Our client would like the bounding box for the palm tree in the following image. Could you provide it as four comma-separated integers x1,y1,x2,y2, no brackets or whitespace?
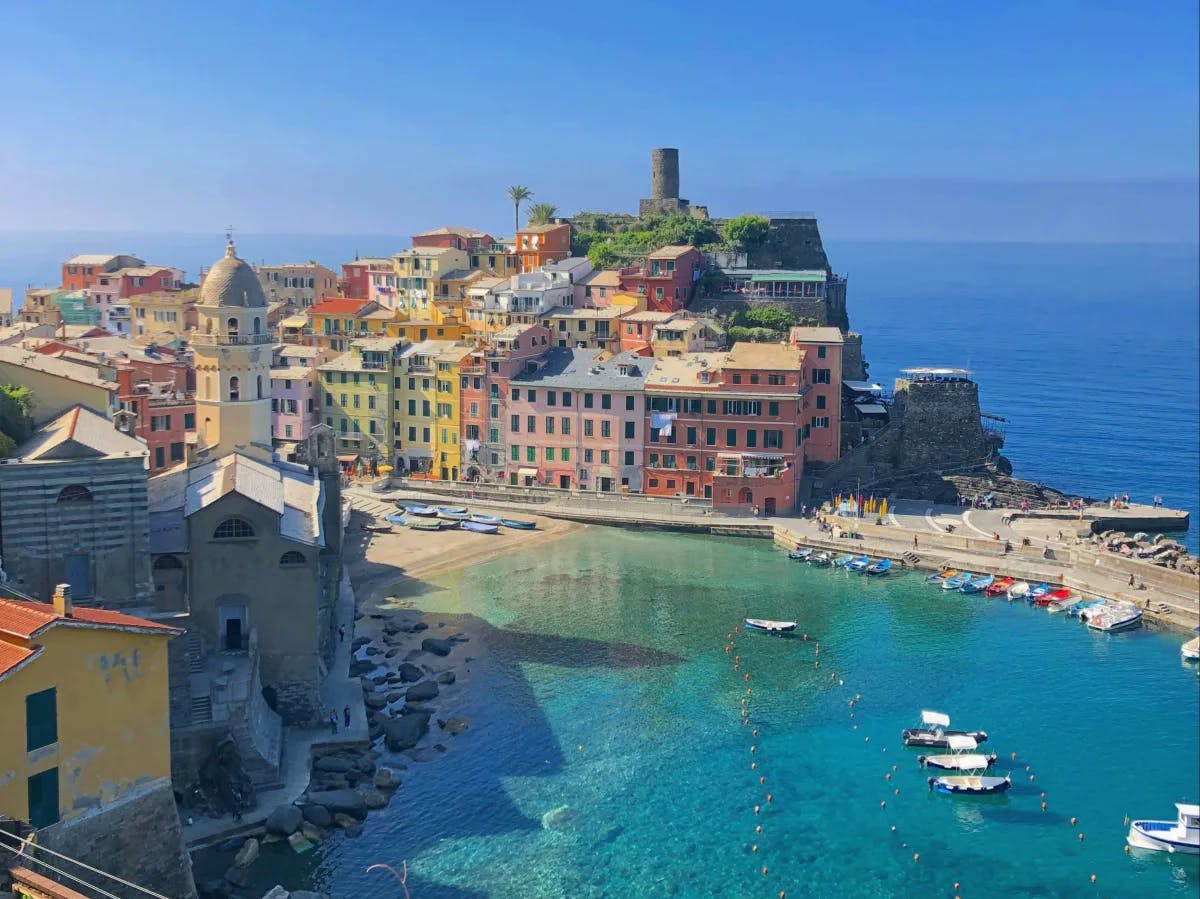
507,185,532,233
527,202,558,225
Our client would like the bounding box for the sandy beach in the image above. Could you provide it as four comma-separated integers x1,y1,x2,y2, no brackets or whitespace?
345,504,582,608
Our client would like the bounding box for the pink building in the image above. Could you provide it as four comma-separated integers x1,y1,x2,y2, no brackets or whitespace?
619,245,703,313
504,348,648,491
271,345,333,457
789,326,844,464
341,257,394,301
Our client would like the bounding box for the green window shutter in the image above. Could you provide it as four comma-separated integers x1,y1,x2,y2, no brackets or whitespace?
26,688,57,752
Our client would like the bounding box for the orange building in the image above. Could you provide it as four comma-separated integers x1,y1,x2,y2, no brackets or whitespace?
515,223,571,272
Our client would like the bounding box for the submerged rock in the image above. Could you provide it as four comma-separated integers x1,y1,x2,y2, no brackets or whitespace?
436,670,456,685
541,805,578,831
421,637,453,656
442,716,470,735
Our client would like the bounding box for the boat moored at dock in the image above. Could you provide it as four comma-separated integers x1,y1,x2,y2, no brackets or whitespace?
1126,803,1199,854
984,576,1013,597
961,574,995,594
1006,581,1030,601
832,554,855,568
1183,634,1200,662
1085,602,1144,633
942,572,973,590
866,558,892,576
926,568,959,585
788,547,813,561
846,556,870,572
808,552,832,566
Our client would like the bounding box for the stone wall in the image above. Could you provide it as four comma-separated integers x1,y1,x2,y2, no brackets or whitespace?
842,333,865,381
892,379,989,470
36,779,197,899
744,218,831,271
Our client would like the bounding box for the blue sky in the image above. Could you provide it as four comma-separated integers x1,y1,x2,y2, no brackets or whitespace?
2,1,1197,242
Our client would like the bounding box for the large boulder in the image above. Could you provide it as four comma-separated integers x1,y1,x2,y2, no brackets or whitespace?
313,755,353,773
304,789,368,819
265,804,303,836
374,767,402,789
421,637,454,656
301,804,332,828
260,887,289,899
359,788,389,810
436,670,456,685
233,837,259,868
397,663,424,683
384,713,429,751
406,680,439,703
363,693,388,710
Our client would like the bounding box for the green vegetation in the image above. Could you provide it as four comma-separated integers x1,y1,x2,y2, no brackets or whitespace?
726,306,813,343
0,384,34,458
570,212,722,269
723,214,770,251
527,203,558,225
506,185,533,234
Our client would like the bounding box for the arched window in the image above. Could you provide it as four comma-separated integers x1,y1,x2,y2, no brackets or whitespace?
279,551,306,566
57,485,93,502
213,518,255,540
253,317,262,335
256,375,263,399
227,316,239,336
229,376,240,401
153,555,183,570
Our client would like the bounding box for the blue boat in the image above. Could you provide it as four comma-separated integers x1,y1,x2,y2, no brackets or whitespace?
469,513,502,524
961,574,995,594
404,504,437,517
460,520,499,534
1027,583,1051,603
866,558,892,576
929,774,1012,795
437,506,471,521
846,556,870,572
832,554,855,568
789,547,813,561
384,513,407,526
942,572,973,591
500,518,537,530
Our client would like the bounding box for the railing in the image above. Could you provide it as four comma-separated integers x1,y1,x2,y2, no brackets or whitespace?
192,332,274,346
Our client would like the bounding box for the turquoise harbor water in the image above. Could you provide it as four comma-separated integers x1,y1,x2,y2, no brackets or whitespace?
218,528,1199,898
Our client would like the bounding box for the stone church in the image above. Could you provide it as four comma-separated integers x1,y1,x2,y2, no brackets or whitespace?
148,242,343,725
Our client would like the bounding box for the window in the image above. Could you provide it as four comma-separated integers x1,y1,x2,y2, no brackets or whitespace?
731,374,742,384
279,551,306,566
527,415,536,432
563,392,573,407
765,430,784,449
686,426,697,445
545,446,554,461
662,454,676,469
624,451,634,465
528,390,537,403
584,393,594,408
229,376,240,401
817,345,827,359
649,453,659,468
811,416,830,428
600,450,610,464
527,446,536,462
706,400,717,414
353,395,360,409
150,414,171,432
649,478,659,488
562,418,571,436
488,427,499,443
184,412,195,429
813,368,832,384
511,388,519,401
723,400,762,416
56,485,92,503
601,394,611,410
213,518,255,539
27,768,59,829
750,374,760,385
26,688,57,751
816,395,827,410
705,427,716,446
584,419,594,437
368,395,376,410
726,429,738,447
511,446,519,461
408,400,417,415
625,395,635,411
768,401,779,417
562,448,570,462
768,374,787,386
170,442,185,461
746,430,757,448
547,390,557,406
544,416,555,435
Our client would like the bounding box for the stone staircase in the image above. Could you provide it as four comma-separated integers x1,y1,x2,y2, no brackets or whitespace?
185,631,212,725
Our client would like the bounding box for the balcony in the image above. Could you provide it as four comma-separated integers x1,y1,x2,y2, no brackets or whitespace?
192,332,275,346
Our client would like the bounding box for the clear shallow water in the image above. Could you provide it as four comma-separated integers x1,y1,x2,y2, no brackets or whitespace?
212,528,1199,898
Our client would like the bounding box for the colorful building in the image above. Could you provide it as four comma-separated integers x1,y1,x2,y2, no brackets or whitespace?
256,262,338,309
271,345,332,458
307,297,390,352
789,325,844,464
411,226,495,252
0,345,119,424
575,269,622,307
60,254,145,292
433,344,472,481
390,247,471,319
618,310,676,355
129,289,198,342
618,245,702,313
538,306,624,351
384,318,471,344
341,257,394,301
505,349,648,491
642,343,807,512
515,223,571,272
112,353,194,472
318,337,404,472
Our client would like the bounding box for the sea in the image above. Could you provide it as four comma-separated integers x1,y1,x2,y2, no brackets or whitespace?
3,235,1197,896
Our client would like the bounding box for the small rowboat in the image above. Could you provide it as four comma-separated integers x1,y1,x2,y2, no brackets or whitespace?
1032,586,1064,607
808,552,832,567
1006,581,1030,601
744,618,797,634
1027,583,1051,604
942,572,973,591
460,520,499,534
500,518,537,530
984,576,1013,597
866,558,892,576
788,547,813,561
384,513,407,526
832,555,855,568
846,556,870,572
1047,592,1077,614
404,504,437,517
928,774,1011,795
1067,598,1104,618
469,513,502,524
362,524,393,534
926,568,959,585
406,518,444,531
437,506,471,521
961,574,994,594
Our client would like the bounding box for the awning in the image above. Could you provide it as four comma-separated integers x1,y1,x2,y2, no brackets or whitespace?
281,315,308,328
855,403,888,415
843,380,883,393
750,271,825,283
336,454,358,463
517,467,539,478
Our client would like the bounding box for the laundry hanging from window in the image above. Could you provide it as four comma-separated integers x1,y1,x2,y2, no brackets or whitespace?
650,411,677,437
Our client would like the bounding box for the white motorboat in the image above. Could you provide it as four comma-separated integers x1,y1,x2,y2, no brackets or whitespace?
1006,581,1030,601
1086,603,1144,633
1127,803,1199,854
901,710,988,748
929,774,1011,795
1182,635,1199,662
918,735,997,771
744,618,796,634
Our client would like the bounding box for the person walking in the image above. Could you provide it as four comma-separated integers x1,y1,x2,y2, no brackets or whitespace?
329,710,339,735
343,705,351,729
338,624,346,643
913,535,918,549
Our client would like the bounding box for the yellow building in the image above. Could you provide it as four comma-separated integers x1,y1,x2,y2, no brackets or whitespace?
317,336,404,470
433,344,471,481
307,297,392,353
0,345,118,424
391,247,471,322
384,318,472,343
538,307,625,352
0,587,180,829
394,339,457,478
129,289,198,343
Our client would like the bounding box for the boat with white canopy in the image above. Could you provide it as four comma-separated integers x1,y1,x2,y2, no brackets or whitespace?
902,710,989,748
917,735,998,771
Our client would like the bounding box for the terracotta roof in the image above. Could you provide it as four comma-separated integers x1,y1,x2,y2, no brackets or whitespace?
309,297,370,316
647,244,697,259
0,597,182,640
0,641,43,681
413,226,489,238
725,342,804,371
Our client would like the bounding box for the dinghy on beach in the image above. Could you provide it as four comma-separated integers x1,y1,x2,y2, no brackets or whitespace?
461,519,499,534
500,518,537,530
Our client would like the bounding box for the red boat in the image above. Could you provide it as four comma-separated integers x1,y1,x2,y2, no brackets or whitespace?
984,576,1014,597
1034,588,1071,607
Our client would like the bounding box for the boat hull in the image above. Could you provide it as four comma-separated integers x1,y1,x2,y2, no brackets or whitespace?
919,753,997,771
461,521,499,534
930,775,1011,795
866,560,892,576
744,618,796,634
1127,822,1200,854
903,728,989,748
500,519,537,530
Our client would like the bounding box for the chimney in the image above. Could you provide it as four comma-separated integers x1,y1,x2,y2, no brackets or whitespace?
52,583,73,617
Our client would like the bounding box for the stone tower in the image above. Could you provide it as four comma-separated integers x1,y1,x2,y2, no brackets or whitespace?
192,242,274,461
651,147,680,200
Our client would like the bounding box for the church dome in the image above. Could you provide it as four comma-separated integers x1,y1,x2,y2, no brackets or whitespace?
200,242,266,308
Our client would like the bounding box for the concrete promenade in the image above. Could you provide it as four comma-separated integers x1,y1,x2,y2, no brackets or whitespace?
352,481,1198,632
